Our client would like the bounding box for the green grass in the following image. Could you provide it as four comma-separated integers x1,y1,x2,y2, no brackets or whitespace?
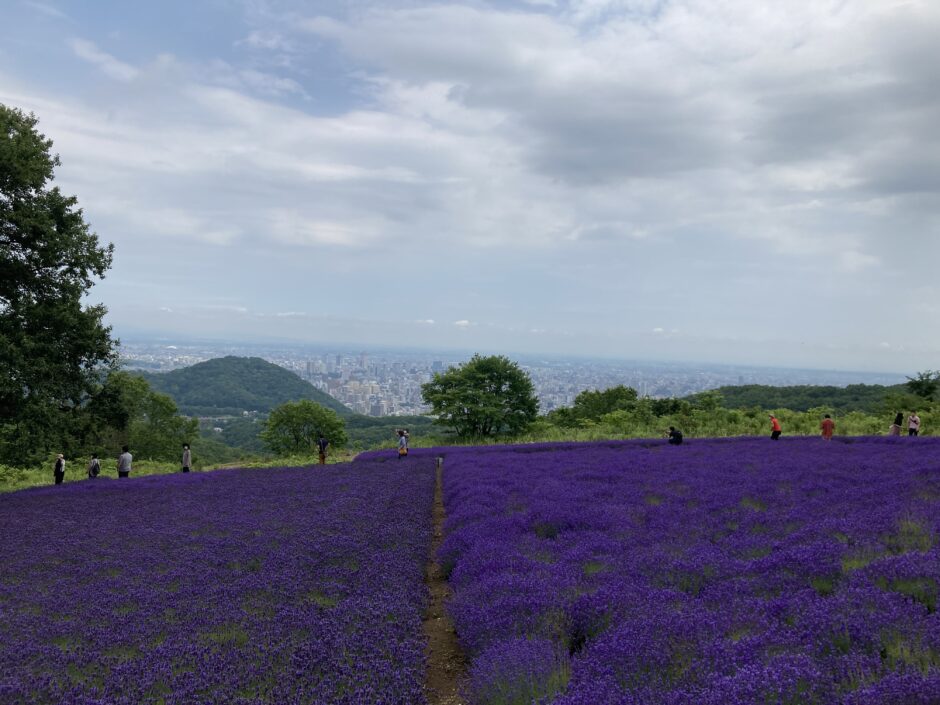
883,519,934,555
0,450,359,493
880,632,940,673
877,577,938,614
739,496,767,512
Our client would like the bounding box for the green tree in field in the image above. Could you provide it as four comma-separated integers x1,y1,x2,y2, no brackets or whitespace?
260,399,348,455
572,385,639,420
86,372,197,460
0,104,116,464
421,354,539,437
906,370,940,401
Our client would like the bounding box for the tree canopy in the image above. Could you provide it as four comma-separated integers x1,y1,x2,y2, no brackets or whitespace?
260,400,348,455
906,370,940,401
421,354,539,437
87,372,198,461
0,104,116,464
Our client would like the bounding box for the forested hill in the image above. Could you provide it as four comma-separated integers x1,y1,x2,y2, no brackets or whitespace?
687,383,906,413
139,356,353,417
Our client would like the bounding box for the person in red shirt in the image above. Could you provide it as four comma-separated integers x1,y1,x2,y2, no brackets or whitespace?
820,414,835,441
769,415,782,440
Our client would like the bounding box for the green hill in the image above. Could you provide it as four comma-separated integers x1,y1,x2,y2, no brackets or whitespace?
137,356,437,451
139,356,353,417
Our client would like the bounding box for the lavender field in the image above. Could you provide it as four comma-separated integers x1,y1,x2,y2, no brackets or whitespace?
0,459,434,704
3,439,939,705
440,437,940,705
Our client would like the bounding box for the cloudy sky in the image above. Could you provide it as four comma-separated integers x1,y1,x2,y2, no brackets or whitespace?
2,0,938,372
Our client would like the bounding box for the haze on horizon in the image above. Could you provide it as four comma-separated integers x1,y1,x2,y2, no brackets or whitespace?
2,0,938,375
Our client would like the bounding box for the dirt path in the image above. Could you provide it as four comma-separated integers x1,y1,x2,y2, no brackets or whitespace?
424,461,467,705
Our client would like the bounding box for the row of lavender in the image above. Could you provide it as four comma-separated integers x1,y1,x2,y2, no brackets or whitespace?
439,437,940,704
0,457,435,704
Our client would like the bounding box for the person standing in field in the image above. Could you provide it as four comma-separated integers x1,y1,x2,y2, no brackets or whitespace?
118,445,132,478
769,415,782,440
889,413,903,436
820,415,835,441
53,454,65,485
908,411,921,437
316,434,329,465
397,429,409,459
181,444,192,473
86,453,101,479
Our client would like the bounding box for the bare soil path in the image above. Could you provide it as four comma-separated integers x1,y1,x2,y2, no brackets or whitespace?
424,461,467,704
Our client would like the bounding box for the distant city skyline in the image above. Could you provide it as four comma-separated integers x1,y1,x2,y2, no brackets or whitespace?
119,334,909,383
3,1,938,372
119,337,907,418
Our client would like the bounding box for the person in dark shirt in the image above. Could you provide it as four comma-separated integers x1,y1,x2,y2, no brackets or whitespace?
87,453,101,479
316,434,329,465
666,427,683,445
53,454,65,485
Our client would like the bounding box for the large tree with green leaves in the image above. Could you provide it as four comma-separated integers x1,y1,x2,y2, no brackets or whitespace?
260,399,348,455
906,370,940,401
86,372,198,461
421,354,539,437
0,104,116,464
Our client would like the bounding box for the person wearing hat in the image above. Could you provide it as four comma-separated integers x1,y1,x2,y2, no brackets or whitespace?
53,454,65,485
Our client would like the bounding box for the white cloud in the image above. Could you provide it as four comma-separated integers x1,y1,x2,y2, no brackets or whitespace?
25,2,68,20
839,250,880,272
3,0,938,368
237,30,293,52
69,38,139,81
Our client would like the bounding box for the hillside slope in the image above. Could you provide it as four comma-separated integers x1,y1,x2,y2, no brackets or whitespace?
139,356,353,417
687,383,906,413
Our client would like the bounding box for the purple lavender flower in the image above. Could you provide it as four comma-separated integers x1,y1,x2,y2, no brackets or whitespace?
0,460,435,704
438,437,940,704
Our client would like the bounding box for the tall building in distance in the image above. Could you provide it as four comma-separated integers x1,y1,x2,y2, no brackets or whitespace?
117,341,906,418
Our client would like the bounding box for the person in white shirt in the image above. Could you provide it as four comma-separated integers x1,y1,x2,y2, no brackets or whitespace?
908,412,921,437
397,429,409,459
117,446,132,478
181,444,192,473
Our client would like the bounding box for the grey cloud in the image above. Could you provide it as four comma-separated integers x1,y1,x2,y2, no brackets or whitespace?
4,0,940,369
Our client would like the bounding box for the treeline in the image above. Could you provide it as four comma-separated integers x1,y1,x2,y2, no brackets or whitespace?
685,383,906,413
417,359,939,443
